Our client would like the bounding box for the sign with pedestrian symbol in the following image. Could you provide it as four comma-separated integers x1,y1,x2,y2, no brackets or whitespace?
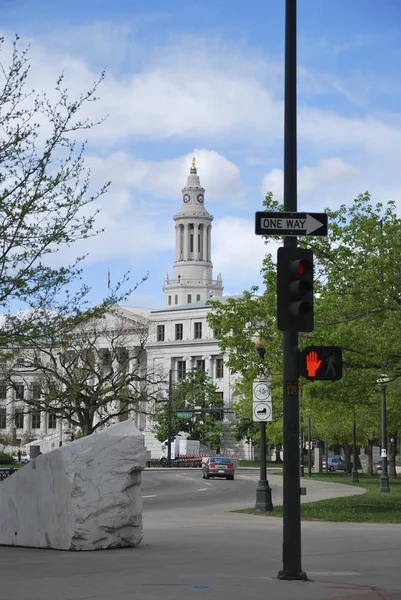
299,346,343,381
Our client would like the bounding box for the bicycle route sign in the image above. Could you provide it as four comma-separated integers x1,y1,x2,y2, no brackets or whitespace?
253,380,272,422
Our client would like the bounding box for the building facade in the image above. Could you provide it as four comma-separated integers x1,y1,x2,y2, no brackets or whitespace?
0,160,250,459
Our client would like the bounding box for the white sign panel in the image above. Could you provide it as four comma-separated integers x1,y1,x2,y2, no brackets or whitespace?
253,381,272,402
253,401,272,422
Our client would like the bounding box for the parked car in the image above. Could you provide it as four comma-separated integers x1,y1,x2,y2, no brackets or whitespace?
322,456,346,472
202,457,235,480
12,451,30,464
376,459,401,474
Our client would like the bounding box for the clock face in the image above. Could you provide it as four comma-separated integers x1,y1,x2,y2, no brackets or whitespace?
197,193,204,203
183,194,190,203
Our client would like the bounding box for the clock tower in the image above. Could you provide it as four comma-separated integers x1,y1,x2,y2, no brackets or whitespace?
163,159,223,307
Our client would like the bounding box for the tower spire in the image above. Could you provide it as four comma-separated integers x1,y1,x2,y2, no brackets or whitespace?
190,156,197,174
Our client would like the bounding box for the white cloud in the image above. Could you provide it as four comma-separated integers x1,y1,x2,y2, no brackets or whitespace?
262,158,358,201
212,217,278,286
86,149,242,200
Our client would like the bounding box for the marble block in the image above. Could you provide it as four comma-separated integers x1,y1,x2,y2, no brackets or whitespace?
0,420,146,550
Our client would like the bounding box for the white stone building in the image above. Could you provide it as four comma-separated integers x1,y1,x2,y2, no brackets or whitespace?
0,160,249,459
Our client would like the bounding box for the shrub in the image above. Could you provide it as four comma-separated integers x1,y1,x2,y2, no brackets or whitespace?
0,451,15,465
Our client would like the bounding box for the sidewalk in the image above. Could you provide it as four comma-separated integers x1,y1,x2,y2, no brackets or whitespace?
0,478,400,600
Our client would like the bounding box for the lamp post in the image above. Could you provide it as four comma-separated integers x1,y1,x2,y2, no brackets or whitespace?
351,418,359,484
377,374,390,493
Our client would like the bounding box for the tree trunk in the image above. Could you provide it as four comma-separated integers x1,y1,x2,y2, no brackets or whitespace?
364,440,374,476
342,443,352,475
388,434,398,479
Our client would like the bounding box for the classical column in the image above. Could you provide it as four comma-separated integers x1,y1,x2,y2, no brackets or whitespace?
202,224,208,262
183,224,189,260
207,225,212,262
185,356,193,373
6,386,15,433
204,356,213,380
175,225,180,261
23,410,32,434
40,410,48,436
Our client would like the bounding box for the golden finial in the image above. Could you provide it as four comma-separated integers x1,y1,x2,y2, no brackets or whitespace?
191,157,196,170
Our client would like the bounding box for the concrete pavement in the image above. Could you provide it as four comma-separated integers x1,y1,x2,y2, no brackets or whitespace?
0,473,400,600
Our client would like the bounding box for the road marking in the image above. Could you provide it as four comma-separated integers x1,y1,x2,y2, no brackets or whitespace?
196,488,209,492
205,482,212,486
142,495,157,499
309,572,361,577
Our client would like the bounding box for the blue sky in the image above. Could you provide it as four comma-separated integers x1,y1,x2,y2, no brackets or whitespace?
3,0,401,309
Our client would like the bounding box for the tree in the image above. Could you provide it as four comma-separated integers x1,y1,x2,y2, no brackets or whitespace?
0,35,131,346
153,370,225,450
2,310,165,436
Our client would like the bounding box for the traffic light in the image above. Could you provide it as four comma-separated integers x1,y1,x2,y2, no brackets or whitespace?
299,346,343,381
277,247,314,332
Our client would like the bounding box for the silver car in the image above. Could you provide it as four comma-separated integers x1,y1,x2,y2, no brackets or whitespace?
202,457,235,480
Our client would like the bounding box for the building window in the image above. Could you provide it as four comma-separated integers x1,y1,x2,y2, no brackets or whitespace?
32,411,41,429
175,295,178,305
48,413,57,429
15,409,24,429
175,324,183,340
196,294,201,301
177,360,186,380
196,359,205,371
194,322,202,339
168,295,171,305
31,383,41,400
15,384,24,400
198,234,201,253
213,328,222,338
187,294,192,304
157,325,165,341
0,383,6,400
0,407,6,429
216,358,224,379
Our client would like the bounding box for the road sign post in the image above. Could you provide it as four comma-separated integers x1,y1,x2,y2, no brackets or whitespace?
253,377,273,512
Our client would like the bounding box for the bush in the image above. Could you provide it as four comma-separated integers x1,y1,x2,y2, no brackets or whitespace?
0,451,15,465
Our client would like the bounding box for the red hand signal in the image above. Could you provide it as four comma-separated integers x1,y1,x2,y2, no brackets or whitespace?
306,351,322,377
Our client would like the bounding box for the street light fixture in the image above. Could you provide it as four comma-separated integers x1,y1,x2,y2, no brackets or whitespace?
377,374,390,493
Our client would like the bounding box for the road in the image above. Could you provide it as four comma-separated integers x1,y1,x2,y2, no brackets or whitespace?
140,468,366,515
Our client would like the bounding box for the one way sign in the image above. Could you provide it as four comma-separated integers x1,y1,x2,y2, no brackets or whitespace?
255,211,328,237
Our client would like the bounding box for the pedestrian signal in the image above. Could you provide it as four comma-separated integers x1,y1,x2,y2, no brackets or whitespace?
300,346,342,381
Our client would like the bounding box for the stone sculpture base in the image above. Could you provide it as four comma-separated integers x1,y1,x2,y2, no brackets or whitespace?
0,421,146,550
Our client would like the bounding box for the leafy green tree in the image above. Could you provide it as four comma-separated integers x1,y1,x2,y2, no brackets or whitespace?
153,370,225,450
0,35,133,345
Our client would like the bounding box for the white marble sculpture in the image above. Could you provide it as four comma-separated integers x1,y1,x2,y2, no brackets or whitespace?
0,420,146,550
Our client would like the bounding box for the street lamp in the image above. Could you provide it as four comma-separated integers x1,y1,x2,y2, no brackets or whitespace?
377,374,390,493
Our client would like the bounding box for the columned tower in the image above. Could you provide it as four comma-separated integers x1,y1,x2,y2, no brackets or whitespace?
163,158,223,307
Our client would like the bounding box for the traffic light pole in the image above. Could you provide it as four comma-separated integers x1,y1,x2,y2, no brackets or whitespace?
278,0,307,581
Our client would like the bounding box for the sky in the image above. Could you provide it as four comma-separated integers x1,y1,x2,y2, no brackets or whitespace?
2,0,401,310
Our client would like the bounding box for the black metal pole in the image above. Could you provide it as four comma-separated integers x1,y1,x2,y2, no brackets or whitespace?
300,418,304,477
379,383,390,492
167,369,173,468
307,417,312,478
325,440,329,473
255,422,273,511
351,419,359,483
278,0,306,581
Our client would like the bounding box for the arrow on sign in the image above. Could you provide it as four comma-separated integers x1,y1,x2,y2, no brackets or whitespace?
255,211,328,237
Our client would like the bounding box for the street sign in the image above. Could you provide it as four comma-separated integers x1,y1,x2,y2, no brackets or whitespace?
176,410,193,418
253,381,272,402
253,401,272,422
299,346,343,381
255,211,328,237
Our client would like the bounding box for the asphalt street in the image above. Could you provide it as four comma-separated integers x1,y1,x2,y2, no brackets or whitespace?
1,468,401,600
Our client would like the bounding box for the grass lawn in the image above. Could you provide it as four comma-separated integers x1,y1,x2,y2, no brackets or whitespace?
234,473,401,523
0,463,24,468
239,460,282,468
